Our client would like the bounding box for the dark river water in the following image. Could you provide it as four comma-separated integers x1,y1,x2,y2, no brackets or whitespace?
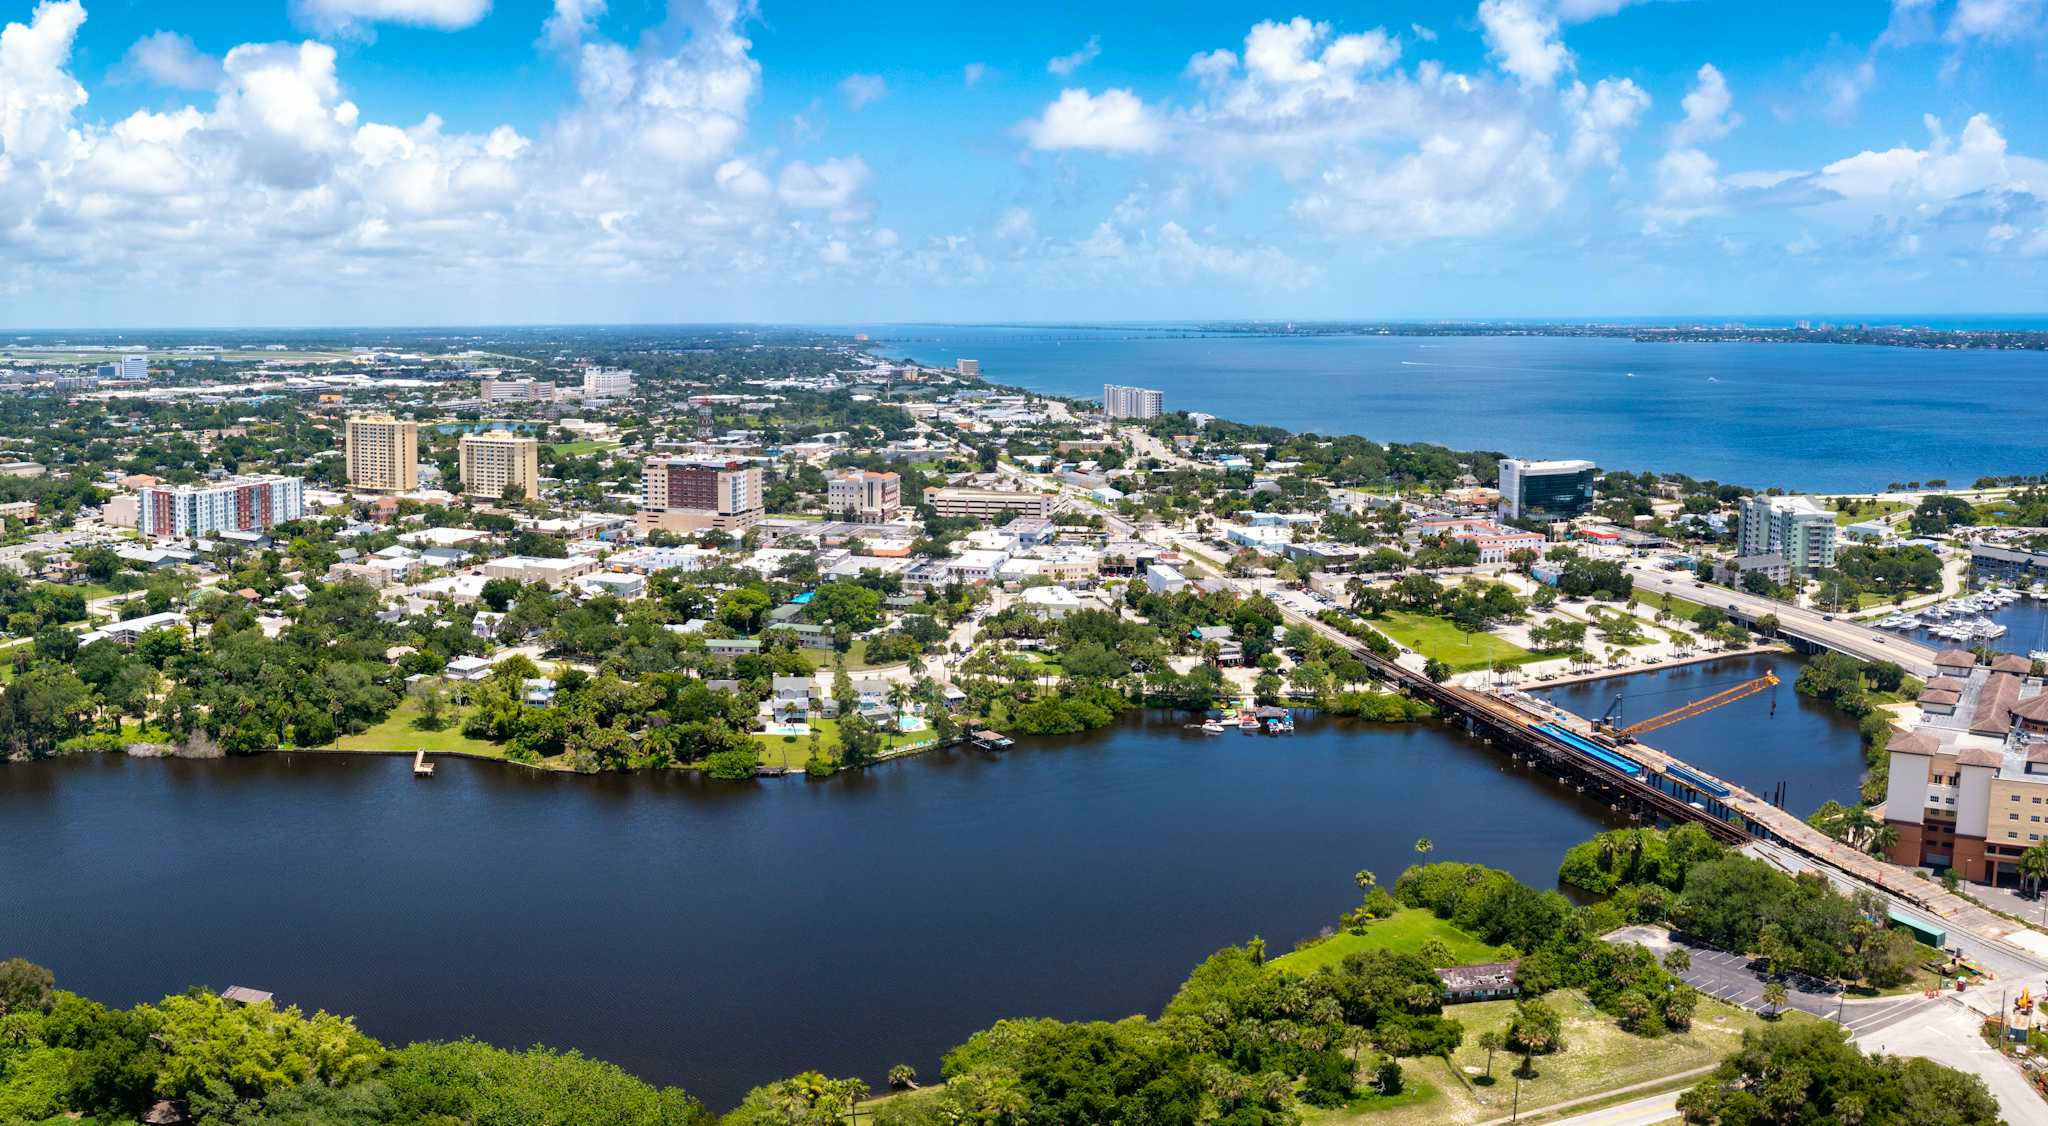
0,657,1863,1108
1534,652,1867,815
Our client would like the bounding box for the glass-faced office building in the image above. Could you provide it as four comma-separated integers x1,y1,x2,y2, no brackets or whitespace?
1499,458,1596,521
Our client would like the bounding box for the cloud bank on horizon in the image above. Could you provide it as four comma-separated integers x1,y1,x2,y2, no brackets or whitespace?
1,0,2046,325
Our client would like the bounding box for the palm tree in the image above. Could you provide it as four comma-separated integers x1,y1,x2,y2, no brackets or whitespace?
1414,837,1434,856
1353,869,1377,893
1842,806,1879,849
1809,800,1849,841
1761,980,1789,1018
2021,843,2048,899
1867,824,1899,859
1476,1030,1504,1080
1663,947,1693,975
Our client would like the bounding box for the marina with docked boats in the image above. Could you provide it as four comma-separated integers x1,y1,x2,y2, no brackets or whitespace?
1875,585,2048,657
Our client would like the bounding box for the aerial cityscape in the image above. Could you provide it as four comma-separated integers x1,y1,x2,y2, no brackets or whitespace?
4,2,2048,1126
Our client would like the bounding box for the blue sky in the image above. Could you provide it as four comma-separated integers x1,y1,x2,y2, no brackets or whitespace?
3,0,2047,327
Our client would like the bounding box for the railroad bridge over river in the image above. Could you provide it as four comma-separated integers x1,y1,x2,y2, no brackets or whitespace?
1279,604,2016,944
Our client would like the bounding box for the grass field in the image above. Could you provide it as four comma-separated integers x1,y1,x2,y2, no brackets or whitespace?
787,638,910,671
34,580,122,603
323,700,508,758
1273,910,1507,975
1582,609,1665,647
548,440,619,457
1830,500,1907,526
1370,611,1539,673
1306,990,1794,1126
751,716,935,770
1640,590,1715,623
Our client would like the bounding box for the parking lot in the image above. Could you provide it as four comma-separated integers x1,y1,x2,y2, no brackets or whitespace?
1607,924,1938,1036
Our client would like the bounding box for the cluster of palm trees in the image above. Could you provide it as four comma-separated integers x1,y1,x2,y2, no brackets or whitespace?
1809,801,1900,858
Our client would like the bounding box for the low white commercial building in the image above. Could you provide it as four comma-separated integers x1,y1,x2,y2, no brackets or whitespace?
947,549,1009,583
482,555,595,586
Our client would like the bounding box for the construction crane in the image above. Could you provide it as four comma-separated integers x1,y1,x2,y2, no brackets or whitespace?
1597,672,1780,742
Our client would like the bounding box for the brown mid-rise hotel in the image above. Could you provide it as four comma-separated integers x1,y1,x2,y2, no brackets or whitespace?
638,457,764,534
1883,647,2048,884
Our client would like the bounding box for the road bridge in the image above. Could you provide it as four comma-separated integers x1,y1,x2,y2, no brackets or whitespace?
1277,601,2048,969
1625,563,1938,677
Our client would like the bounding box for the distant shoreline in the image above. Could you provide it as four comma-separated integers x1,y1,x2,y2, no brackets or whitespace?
867,321,2048,351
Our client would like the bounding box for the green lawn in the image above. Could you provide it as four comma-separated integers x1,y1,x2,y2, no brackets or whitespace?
1370,611,1539,673
786,638,911,671
1306,990,1795,1126
1273,910,1507,975
1641,590,1713,623
1583,610,1664,647
751,715,935,770
547,440,619,457
116,719,176,743
1830,499,1907,526
323,700,508,758
35,580,121,602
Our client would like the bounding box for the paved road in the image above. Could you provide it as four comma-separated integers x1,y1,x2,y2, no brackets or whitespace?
1623,562,1936,676
1540,1089,1685,1126
1858,1001,2048,1125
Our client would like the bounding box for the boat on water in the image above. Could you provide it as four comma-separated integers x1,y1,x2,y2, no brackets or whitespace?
1238,712,1261,730
1196,720,1227,734
1264,716,1294,734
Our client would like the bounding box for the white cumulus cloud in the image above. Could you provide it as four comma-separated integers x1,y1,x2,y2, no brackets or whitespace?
118,31,223,90
1022,88,1163,153
0,0,899,318
1479,0,1572,87
1564,76,1649,167
1671,63,1738,148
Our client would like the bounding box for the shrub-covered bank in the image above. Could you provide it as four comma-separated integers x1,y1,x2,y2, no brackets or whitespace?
0,824,1997,1125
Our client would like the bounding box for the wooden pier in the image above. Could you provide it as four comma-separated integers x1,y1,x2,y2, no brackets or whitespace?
412,750,435,777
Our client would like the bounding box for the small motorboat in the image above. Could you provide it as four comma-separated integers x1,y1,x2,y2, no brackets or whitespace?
1196,720,1227,734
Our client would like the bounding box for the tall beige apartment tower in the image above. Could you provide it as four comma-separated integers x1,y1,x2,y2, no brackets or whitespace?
344,415,418,492
459,429,542,500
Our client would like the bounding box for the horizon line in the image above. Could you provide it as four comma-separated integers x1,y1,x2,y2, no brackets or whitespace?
4,314,2046,336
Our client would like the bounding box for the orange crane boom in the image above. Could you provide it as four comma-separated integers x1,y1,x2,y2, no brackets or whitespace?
1610,672,1780,740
